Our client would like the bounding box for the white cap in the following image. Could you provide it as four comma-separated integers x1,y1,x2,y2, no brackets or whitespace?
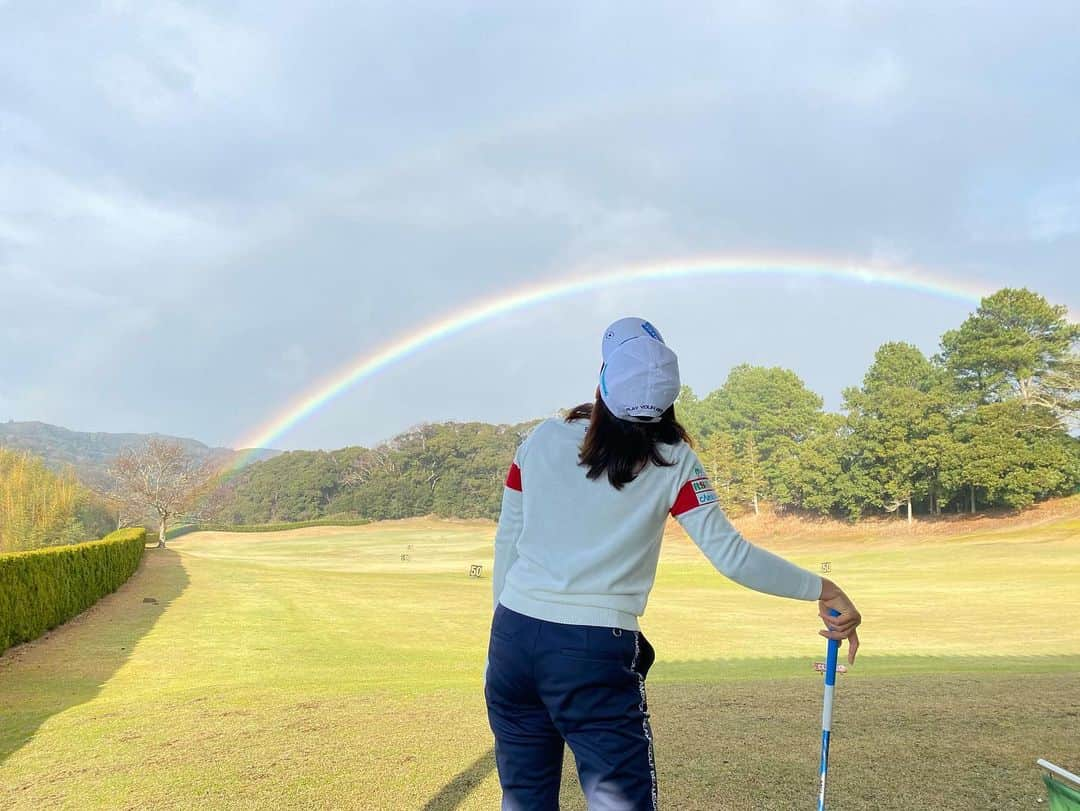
599,334,681,423
602,317,665,361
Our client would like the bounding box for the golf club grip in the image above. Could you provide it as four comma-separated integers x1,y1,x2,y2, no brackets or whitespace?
824,608,841,686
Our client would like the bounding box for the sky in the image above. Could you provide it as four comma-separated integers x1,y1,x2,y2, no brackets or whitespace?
1,1,1077,451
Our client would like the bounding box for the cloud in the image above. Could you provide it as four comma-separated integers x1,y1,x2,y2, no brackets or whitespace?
267,344,312,386
1027,180,1080,242
95,0,269,117
0,0,1076,447
807,49,909,106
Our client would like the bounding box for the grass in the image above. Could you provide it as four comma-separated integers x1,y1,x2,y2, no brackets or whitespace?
1,507,1078,809
166,517,372,540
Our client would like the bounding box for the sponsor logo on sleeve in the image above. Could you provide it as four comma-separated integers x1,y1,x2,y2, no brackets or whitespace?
671,475,717,516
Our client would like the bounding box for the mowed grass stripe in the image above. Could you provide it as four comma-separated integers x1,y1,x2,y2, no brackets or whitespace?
1,514,1077,809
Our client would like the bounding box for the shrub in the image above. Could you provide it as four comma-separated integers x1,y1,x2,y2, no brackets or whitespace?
0,527,146,654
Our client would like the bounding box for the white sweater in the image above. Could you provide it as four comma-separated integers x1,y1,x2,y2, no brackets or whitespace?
494,418,822,631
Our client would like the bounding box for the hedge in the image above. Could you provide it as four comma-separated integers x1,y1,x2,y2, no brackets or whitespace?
167,517,371,539
0,527,147,654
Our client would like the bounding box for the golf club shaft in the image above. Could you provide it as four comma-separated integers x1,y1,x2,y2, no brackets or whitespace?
817,608,841,811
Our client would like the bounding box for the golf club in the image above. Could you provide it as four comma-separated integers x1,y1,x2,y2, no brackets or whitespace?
818,607,841,811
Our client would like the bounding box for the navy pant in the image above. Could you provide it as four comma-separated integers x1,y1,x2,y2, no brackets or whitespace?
485,604,657,810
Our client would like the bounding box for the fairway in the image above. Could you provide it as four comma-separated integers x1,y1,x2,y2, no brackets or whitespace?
2,512,1078,809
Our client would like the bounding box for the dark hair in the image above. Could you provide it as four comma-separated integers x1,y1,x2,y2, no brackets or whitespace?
565,396,692,490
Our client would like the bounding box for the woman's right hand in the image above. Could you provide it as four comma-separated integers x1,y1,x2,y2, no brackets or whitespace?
818,578,861,664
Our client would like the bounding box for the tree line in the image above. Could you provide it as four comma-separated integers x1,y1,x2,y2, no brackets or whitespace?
680,287,1078,519
200,287,1076,527
205,421,532,526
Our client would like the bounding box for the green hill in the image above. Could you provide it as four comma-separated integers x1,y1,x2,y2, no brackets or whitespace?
208,420,540,525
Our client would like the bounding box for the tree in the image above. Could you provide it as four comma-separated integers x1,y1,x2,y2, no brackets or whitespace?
705,365,827,512
698,430,739,511
736,432,767,516
773,413,861,518
674,385,707,442
710,365,824,447
844,343,960,523
939,289,1079,509
955,401,1080,511
110,439,214,547
0,449,88,552
939,288,1079,425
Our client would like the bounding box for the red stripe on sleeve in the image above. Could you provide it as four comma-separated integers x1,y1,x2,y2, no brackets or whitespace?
505,462,522,492
670,480,700,516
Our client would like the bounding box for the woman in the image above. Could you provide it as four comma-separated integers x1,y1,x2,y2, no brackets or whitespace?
485,317,861,811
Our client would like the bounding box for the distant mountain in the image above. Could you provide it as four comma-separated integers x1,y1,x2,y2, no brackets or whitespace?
0,421,280,490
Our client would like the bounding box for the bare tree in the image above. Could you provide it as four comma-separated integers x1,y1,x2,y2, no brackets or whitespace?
339,446,397,488
109,439,214,548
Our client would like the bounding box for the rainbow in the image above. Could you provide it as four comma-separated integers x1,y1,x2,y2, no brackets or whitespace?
228,255,1001,468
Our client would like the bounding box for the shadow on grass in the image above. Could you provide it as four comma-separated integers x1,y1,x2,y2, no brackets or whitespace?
421,747,497,811
0,547,189,766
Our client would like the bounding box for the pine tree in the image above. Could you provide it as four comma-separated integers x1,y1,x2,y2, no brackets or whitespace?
844,343,961,523
940,288,1079,509
940,287,1079,424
